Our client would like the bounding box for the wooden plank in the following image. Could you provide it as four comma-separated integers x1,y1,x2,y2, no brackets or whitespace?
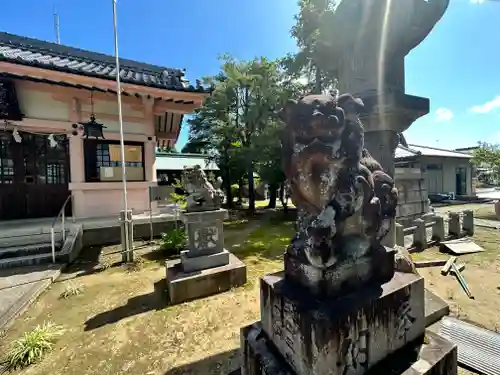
441,256,457,276
450,263,465,274
451,262,474,299
414,259,448,268
441,238,485,255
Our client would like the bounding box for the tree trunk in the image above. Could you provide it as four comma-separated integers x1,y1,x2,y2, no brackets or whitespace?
222,146,233,209
223,168,233,209
267,183,277,209
279,184,288,214
238,179,244,204
247,162,256,214
314,67,322,94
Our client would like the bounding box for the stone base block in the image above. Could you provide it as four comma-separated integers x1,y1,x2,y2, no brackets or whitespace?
180,249,230,273
284,246,395,298
260,271,425,375
239,322,457,375
424,289,450,327
166,253,246,304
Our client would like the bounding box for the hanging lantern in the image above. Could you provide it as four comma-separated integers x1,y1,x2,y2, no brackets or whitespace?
72,91,106,139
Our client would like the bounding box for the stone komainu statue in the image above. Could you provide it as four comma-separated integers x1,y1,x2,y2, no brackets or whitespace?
181,165,224,212
279,92,399,270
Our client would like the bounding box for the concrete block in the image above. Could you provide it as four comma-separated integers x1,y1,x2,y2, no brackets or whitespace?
448,213,460,237
462,210,474,236
165,253,246,304
413,219,427,250
424,289,450,327
432,216,445,242
180,249,230,273
259,271,425,375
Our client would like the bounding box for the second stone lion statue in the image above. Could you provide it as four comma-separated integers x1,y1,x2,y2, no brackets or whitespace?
182,165,224,212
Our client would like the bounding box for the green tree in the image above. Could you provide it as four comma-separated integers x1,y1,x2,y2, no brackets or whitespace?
188,55,292,213
181,139,210,154
157,146,178,153
281,0,338,94
472,142,500,182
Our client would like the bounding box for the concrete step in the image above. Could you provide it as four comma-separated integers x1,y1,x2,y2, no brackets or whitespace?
0,232,65,248
0,253,61,270
0,242,63,260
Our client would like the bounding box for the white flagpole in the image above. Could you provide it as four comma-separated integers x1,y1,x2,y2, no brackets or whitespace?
112,0,130,255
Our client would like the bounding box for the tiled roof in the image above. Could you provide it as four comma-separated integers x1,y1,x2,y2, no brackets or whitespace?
395,144,472,160
155,153,219,171
0,32,210,93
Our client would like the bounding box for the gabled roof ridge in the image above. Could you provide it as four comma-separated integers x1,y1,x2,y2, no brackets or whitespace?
0,31,210,93
397,143,421,156
407,143,469,155
0,31,182,75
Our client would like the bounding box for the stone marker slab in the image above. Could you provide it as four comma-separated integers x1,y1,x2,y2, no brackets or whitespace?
166,253,246,305
240,323,457,375
182,209,228,257
260,271,425,375
180,248,230,273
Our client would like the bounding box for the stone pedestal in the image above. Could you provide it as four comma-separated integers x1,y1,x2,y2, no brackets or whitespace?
240,323,457,375
166,253,247,304
237,271,457,375
165,209,247,304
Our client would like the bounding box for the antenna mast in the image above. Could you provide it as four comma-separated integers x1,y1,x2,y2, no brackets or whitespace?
53,7,60,44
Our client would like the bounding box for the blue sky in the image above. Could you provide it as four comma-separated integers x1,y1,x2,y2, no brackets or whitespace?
2,0,499,150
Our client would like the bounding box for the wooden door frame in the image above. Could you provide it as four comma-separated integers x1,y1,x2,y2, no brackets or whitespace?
0,130,71,220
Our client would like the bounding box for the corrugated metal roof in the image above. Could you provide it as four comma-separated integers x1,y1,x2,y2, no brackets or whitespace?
394,146,419,159
408,144,471,159
156,153,219,171
395,144,472,160
438,316,500,375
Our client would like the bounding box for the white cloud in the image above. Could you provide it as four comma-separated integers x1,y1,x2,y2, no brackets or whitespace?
435,107,453,122
470,0,485,4
470,96,500,114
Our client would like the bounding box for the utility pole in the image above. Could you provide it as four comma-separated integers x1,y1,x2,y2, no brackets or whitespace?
112,0,133,262
53,7,60,44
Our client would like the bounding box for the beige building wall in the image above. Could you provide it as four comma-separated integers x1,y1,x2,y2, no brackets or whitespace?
421,156,473,196
12,80,157,219
395,167,429,227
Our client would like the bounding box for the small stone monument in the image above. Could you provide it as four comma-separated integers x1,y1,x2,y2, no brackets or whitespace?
165,165,246,304
234,92,457,375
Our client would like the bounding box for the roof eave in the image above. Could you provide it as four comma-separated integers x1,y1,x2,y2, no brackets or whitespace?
0,56,212,94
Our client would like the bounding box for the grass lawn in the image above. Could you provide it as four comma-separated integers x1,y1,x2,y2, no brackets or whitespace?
412,225,500,332
0,215,294,375
1,211,498,375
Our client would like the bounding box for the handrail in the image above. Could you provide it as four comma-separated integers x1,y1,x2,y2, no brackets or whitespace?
50,194,73,263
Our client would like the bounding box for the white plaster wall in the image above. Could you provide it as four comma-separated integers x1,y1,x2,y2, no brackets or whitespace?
16,87,69,121
14,82,158,219
421,156,472,195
